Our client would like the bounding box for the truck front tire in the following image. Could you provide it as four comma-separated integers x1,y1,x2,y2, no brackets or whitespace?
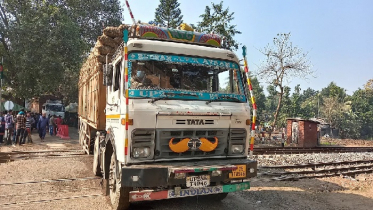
109,152,130,210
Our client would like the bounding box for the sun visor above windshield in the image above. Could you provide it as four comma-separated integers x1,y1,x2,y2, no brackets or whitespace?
128,52,239,70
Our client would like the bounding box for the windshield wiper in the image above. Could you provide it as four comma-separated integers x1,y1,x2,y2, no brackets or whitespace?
151,93,199,103
206,96,242,105
164,92,199,97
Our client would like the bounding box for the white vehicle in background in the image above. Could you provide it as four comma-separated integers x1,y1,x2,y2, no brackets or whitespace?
42,100,65,118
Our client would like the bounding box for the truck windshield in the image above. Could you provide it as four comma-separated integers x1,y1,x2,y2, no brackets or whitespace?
130,61,242,94
46,104,64,112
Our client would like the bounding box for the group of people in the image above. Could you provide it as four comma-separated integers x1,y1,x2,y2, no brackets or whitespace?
0,109,63,146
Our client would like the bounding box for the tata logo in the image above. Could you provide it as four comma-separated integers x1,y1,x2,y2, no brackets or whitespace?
187,119,205,125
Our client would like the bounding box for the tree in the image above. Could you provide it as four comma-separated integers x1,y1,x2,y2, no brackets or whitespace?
257,33,313,129
364,78,373,91
350,81,373,139
250,76,266,117
276,86,291,128
320,82,346,102
300,87,319,119
64,0,123,46
0,0,122,104
154,0,183,28
321,97,343,129
198,1,241,50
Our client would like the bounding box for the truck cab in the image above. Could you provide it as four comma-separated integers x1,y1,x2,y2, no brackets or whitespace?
42,100,65,119
85,25,257,210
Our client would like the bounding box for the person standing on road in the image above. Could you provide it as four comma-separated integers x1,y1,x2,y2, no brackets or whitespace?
15,111,26,145
24,112,35,143
55,115,62,135
5,110,14,145
37,113,49,141
33,113,39,133
49,115,56,136
0,111,6,144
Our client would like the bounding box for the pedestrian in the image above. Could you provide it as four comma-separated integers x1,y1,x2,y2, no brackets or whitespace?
55,115,62,134
37,113,49,141
49,115,56,136
33,113,39,132
0,111,6,144
24,112,35,143
5,110,14,145
15,111,26,145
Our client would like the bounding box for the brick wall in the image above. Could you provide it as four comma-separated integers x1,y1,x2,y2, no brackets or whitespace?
286,119,318,147
286,119,292,144
298,121,305,146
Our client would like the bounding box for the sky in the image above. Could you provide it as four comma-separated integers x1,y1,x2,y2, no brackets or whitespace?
119,0,373,95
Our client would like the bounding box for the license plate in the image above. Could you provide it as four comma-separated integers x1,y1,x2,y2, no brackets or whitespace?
186,175,210,188
229,165,247,178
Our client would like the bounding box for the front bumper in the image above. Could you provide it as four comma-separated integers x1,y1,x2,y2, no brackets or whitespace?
129,182,250,202
121,158,257,188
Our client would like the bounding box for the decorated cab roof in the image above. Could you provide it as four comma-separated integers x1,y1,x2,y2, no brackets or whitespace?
134,25,222,48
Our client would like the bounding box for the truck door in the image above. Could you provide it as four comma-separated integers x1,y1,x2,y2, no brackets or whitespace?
107,59,122,114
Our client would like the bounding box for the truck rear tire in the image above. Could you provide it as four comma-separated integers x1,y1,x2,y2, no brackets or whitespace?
92,136,101,176
109,152,130,210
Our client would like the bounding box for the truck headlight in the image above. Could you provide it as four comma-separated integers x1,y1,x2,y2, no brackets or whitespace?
133,147,151,158
231,145,244,154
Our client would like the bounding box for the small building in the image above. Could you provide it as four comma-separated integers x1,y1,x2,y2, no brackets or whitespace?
286,118,320,147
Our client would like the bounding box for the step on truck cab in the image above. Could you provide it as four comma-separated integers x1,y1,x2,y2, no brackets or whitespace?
78,24,257,210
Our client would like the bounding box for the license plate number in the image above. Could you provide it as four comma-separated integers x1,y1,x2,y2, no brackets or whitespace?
229,165,247,178
186,175,210,188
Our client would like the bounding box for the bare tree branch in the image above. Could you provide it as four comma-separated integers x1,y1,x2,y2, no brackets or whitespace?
257,33,314,129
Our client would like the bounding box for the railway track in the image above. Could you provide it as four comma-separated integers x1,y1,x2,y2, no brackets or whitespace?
259,159,373,181
0,176,100,186
0,149,87,163
0,176,102,208
253,146,373,155
0,194,102,208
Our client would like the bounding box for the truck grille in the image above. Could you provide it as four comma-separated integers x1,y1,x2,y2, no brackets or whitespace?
155,129,228,159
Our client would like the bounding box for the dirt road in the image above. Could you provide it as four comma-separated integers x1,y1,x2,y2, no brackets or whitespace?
1,129,372,210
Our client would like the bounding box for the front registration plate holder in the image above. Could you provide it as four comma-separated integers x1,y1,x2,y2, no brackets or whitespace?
229,165,247,178
186,175,210,188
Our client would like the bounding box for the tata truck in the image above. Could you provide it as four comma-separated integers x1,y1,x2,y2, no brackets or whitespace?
78,24,257,210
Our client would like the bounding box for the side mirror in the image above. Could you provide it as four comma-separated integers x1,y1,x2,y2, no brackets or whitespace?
103,64,113,86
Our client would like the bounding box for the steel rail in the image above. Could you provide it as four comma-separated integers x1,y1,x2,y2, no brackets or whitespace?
0,194,102,208
0,187,100,198
0,177,100,186
262,164,373,176
260,159,373,169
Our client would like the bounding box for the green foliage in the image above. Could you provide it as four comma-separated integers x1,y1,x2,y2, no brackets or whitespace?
350,85,373,139
258,79,371,139
320,82,346,102
250,76,266,117
0,0,122,104
64,0,123,46
154,0,183,28
197,1,241,50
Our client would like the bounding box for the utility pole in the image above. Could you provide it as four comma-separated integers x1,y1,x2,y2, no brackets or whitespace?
317,93,320,118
